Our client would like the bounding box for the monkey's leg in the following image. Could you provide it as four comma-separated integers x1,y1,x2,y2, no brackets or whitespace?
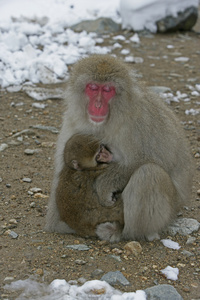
122,163,178,241
45,178,75,234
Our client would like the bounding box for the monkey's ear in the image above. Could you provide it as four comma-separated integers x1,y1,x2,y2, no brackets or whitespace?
71,160,81,170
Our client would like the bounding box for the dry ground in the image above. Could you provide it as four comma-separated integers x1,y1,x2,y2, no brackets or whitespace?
0,15,200,300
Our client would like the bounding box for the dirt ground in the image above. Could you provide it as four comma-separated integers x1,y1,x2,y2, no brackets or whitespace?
0,15,200,300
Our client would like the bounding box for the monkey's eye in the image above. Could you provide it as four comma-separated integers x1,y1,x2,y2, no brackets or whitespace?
88,84,99,91
103,85,111,92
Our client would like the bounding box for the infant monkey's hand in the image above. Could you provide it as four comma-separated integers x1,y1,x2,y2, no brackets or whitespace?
98,191,121,207
96,144,113,163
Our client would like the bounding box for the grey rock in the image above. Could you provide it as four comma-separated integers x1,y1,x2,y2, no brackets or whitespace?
0,143,8,152
167,218,200,236
71,17,121,34
4,276,15,282
66,244,90,251
91,269,104,277
23,86,64,100
75,259,87,265
6,85,22,93
101,271,130,286
156,6,198,33
24,149,35,155
30,125,59,134
186,236,196,244
30,202,36,208
109,255,122,262
29,187,42,193
23,177,32,183
8,140,22,146
181,250,194,257
6,230,18,239
145,284,183,300
77,277,87,284
149,86,171,94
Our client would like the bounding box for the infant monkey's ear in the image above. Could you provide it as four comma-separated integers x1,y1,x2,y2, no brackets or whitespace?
71,160,81,170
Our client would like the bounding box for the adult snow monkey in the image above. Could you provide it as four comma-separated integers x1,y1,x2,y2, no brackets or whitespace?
45,54,193,242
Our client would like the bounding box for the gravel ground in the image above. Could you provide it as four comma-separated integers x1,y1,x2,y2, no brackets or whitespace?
0,16,200,300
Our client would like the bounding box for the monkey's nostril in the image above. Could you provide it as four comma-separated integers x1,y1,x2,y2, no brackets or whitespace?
95,103,102,108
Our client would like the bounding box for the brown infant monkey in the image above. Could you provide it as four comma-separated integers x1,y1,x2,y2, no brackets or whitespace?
56,134,127,241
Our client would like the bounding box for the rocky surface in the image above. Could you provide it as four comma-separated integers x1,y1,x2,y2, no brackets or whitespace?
0,11,200,300
71,17,121,34
156,6,198,33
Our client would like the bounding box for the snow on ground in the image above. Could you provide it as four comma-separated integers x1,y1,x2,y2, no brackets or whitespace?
160,266,179,281
161,239,181,250
0,0,121,87
0,0,199,87
4,278,147,300
120,0,199,32
0,0,120,25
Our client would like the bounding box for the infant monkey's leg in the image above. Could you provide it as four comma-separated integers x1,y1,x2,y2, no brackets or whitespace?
96,145,113,163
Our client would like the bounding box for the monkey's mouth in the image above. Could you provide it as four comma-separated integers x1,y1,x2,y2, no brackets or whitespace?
89,114,107,123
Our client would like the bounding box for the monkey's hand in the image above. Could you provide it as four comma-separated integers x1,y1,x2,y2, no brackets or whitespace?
97,191,119,207
95,163,132,207
96,144,113,163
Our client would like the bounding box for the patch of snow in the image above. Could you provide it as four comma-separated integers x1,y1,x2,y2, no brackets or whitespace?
185,108,200,115
4,278,147,300
174,57,189,62
161,239,181,250
160,266,179,281
120,0,198,32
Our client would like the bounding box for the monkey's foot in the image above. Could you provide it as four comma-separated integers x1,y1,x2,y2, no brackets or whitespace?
45,220,75,234
96,222,123,243
146,232,160,241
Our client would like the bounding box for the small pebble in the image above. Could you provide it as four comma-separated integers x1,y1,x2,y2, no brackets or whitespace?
6,230,18,239
124,241,142,256
9,219,17,224
33,193,48,199
23,178,32,183
77,277,87,284
0,143,8,152
4,277,14,282
91,269,104,277
36,268,44,276
30,202,36,208
24,149,36,155
66,244,90,251
186,236,196,244
75,259,87,265
29,187,42,193
181,250,194,257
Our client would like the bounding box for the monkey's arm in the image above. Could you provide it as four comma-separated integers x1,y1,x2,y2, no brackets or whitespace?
94,163,132,207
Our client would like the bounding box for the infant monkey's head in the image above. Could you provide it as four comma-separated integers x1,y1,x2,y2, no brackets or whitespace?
64,134,113,171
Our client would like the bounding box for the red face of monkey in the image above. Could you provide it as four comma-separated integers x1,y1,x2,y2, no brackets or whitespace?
85,83,116,123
